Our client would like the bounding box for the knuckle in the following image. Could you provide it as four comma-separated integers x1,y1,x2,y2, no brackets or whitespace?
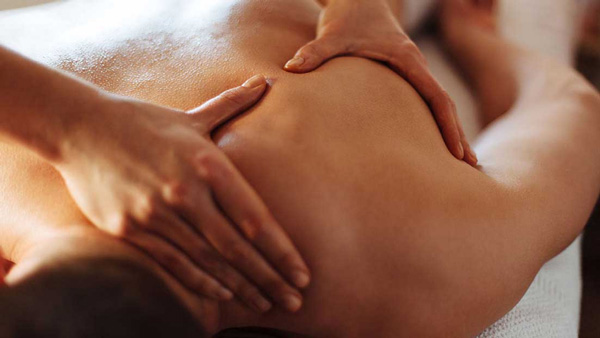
197,248,224,271
136,195,160,224
239,218,264,240
159,251,182,270
196,152,233,183
162,181,189,207
438,88,451,101
449,97,457,112
195,149,220,170
189,275,212,293
110,214,135,237
396,46,422,65
224,243,248,263
301,43,322,58
194,157,216,183
219,89,246,106
401,40,419,54
405,66,418,79
431,92,448,106
238,284,264,302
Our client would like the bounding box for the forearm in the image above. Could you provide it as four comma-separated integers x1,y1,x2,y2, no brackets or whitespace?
0,46,104,161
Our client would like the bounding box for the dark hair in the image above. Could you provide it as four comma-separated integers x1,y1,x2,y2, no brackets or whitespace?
0,257,205,338
215,327,310,338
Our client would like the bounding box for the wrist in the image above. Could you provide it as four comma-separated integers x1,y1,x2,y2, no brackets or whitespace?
324,0,402,21
38,86,110,165
51,89,122,167
0,47,115,166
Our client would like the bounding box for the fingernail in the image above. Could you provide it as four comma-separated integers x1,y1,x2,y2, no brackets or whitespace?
458,143,465,158
283,294,302,312
252,297,272,313
242,75,266,89
471,149,478,162
218,288,234,300
292,270,310,288
284,56,305,69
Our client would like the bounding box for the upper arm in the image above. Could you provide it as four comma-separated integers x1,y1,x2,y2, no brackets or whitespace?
428,76,600,335
474,71,600,261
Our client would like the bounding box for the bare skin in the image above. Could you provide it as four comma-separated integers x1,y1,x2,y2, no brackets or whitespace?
1,0,599,337
284,0,477,165
0,45,310,313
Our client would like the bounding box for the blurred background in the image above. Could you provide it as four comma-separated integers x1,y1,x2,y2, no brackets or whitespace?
0,0,599,336
0,0,54,10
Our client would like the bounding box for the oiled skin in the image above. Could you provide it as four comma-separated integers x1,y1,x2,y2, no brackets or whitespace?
1,0,598,336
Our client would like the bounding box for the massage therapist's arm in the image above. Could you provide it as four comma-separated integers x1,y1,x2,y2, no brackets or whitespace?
287,0,477,166
0,46,310,313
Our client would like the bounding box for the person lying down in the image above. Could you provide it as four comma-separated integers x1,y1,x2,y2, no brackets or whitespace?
0,0,599,337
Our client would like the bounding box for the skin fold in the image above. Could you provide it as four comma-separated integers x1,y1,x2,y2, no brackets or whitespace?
0,0,599,336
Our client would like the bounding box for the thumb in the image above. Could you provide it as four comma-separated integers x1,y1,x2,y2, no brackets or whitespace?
188,75,268,134
284,37,348,73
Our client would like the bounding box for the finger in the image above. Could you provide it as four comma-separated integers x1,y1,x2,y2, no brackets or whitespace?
284,37,348,73
386,52,464,160
125,227,233,301
463,141,478,166
447,98,478,166
181,188,304,313
453,110,478,166
187,75,268,134
197,150,311,290
148,208,274,313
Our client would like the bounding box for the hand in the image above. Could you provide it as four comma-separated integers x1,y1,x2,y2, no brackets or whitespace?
285,0,477,166
55,75,310,313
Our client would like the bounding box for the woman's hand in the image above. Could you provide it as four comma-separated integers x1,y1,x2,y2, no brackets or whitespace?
285,0,477,165
55,76,309,313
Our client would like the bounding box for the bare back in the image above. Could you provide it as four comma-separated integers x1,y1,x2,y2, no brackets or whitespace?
2,0,596,336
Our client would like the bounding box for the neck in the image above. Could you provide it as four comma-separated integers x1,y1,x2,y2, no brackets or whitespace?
0,221,54,266
4,227,126,285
